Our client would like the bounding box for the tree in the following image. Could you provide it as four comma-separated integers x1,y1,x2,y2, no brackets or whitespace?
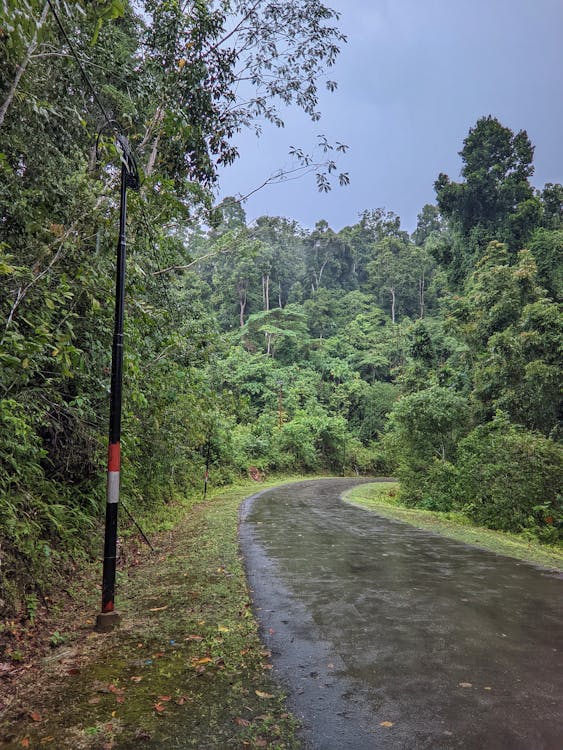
304,220,355,293
241,306,309,359
412,204,444,247
436,116,535,235
253,216,306,308
435,116,540,280
385,385,469,506
341,208,407,285
528,228,563,300
367,237,420,323
538,183,563,229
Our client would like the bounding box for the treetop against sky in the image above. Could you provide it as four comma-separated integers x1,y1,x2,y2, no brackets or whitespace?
219,0,563,233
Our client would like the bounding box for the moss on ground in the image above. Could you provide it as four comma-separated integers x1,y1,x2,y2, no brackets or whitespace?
1,478,305,749
344,482,563,572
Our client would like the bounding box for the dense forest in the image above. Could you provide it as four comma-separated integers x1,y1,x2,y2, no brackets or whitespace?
1,0,561,616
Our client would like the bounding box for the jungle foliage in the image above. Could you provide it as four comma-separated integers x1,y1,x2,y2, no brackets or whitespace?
0,1,561,614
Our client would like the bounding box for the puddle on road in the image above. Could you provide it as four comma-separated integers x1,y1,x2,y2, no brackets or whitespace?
241,478,563,750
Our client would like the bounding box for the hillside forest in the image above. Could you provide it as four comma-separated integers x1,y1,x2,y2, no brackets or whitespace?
1,0,562,615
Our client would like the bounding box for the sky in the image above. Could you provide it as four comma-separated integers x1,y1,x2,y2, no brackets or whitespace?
217,0,563,233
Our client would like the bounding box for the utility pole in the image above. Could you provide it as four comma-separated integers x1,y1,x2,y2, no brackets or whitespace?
96,136,139,632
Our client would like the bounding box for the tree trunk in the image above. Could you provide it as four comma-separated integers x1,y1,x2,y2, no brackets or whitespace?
262,273,270,311
278,282,283,308
238,282,247,327
145,133,161,177
0,1,50,129
142,107,164,177
390,287,396,324
239,294,246,327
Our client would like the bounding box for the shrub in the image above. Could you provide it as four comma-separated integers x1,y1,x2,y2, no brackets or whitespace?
456,413,562,537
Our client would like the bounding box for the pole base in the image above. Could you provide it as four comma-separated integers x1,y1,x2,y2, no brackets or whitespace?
95,611,121,632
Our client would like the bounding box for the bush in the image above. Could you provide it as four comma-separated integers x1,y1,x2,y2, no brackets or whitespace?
384,386,469,506
456,413,562,537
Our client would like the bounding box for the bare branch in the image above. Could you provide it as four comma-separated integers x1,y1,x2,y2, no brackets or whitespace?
0,1,50,129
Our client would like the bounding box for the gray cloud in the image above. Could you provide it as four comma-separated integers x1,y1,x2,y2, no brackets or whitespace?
218,0,563,232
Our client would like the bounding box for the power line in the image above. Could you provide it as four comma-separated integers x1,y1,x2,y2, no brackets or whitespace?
137,201,174,311
45,0,118,133
47,0,175,315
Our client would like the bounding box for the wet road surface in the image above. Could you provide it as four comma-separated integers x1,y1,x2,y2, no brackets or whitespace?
239,479,563,749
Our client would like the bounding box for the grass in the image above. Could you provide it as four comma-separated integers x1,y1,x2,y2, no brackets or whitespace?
1,476,306,750
344,481,563,572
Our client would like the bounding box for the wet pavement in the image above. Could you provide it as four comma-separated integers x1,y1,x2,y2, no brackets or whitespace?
239,479,563,750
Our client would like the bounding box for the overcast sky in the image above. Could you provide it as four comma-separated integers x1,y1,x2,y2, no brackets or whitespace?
217,0,563,233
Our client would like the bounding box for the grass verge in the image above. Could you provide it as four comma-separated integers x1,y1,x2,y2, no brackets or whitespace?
344,481,563,572
0,477,306,749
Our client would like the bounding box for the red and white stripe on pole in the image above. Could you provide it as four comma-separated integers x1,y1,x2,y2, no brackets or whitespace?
107,442,121,504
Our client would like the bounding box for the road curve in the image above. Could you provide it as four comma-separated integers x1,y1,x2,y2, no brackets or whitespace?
239,478,563,750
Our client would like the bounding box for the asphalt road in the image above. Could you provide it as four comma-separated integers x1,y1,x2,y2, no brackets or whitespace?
239,478,563,750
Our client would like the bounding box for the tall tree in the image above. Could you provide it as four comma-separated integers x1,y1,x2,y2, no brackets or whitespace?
434,116,540,280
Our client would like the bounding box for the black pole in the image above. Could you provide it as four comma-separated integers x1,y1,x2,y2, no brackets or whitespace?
96,163,128,631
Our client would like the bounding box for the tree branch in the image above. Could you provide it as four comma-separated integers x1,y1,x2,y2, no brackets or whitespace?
0,1,50,129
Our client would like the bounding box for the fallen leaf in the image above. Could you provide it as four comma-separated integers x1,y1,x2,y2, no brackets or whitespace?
193,657,213,665
379,721,394,728
175,696,189,705
185,635,203,641
130,676,143,683
108,684,125,695
255,690,274,699
484,686,492,691
218,626,230,633
458,682,472,688
255,739,267,747
153,652,165,659
158,695,172,702
29,711,42,722
154,702,166,713
116,696,125,704
149,606,168,612
234,717,251,727
88,697,101,705
40,737,54,744
20,740,30,748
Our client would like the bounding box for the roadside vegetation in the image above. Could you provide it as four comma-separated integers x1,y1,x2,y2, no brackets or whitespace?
344,482,563,571
1,479,304,749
